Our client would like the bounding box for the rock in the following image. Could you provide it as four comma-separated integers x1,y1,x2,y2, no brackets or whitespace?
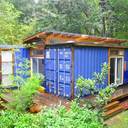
29,102,43,113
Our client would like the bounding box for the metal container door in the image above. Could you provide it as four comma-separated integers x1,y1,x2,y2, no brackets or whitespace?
57,47,72,97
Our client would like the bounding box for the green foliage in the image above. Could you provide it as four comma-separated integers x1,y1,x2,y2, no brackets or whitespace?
37,0,102,34
76,63,116,108
109,0,128,39
11,0,102,35
0,0,35,44
6,74,44,112
96,86,115,106
6,56,44,112
0,101,106,128
77,77,95,97
76,63,109,97
93,63,109,85
12,55,31,87
9,0,128,40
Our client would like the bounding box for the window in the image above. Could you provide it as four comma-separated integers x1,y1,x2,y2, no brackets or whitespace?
110,57,124,85
30,47,44,58
1,51,13,86
31,58,44,75
110,49,124,85
30,49,44,75
31,50,43,56
110,49,124,56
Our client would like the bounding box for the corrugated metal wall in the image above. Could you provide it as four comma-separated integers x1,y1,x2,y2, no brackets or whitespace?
45,46,72,98
14,48,30,76
74,47,108,96
45,46,109,98
124,49,128,84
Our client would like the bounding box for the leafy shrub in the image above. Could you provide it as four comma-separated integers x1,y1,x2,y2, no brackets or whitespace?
76,63,115,105
6,74,44,112
96,86,115,107
12,55,31,87
0,101,106,128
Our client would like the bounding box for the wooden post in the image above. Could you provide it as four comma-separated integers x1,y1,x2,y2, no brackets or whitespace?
108,48,110,85
71,46,74,100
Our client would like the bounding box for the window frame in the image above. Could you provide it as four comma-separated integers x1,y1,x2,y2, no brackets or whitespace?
110,56,124,85
30,57,44,76
30,45,44,58
0,49,14,86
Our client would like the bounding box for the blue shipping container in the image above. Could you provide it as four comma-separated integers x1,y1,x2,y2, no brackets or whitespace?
74,47,108,96
45,46,108,98
124,49,128,84
14,48,30,77
45,47,72,97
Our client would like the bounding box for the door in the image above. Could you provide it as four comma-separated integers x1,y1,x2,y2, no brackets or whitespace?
45,47,72,97
110,57,124,85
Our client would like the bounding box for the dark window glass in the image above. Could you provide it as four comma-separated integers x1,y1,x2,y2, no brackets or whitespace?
31,50,43,56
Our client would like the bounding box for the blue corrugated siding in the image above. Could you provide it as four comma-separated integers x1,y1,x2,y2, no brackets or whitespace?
45,47,57,94
74,47,108,96
14,48,30,76
45,46,72,97
124,49,128,84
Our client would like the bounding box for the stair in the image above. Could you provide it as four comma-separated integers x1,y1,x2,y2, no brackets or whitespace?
103,87,128,119
111,93,128,102
104,105,123,119
104,101,120,111
104,99,126,119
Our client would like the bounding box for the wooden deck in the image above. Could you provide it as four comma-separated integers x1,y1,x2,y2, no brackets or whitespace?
34,92,71,109
111,85,128,101
1,85,128,118
104,85,128,118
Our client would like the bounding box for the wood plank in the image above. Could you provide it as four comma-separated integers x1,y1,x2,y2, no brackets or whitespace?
104,105,123,118
111,93,128,102
104,101,120,111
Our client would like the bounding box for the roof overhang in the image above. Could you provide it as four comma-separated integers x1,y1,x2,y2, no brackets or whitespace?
24,31,128,46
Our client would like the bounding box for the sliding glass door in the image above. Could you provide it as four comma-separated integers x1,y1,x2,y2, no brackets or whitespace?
110,57,124,85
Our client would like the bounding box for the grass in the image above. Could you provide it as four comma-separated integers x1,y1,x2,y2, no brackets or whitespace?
106,110,128,128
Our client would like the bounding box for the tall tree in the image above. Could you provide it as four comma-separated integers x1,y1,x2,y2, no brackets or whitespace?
11,0,102,35
10,0,128,40
36,0,102,35
110,0,128,39
0,0,35,44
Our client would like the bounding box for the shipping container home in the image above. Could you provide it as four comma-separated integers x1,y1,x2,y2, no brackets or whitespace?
24,31,128,99
0,45,29,87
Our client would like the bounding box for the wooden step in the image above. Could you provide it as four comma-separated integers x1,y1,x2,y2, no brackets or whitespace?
104,105,123,118
111,93,128,102
104,101,120,111
120,100,128,110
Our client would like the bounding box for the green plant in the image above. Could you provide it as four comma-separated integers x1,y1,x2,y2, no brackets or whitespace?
6,74,44,112
96,86,115,107
0,101,106,128
93,63,109,86
76,63,116,109
12,54,31,88
76,77,95,98
76,63,109,97
0,0,35,44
